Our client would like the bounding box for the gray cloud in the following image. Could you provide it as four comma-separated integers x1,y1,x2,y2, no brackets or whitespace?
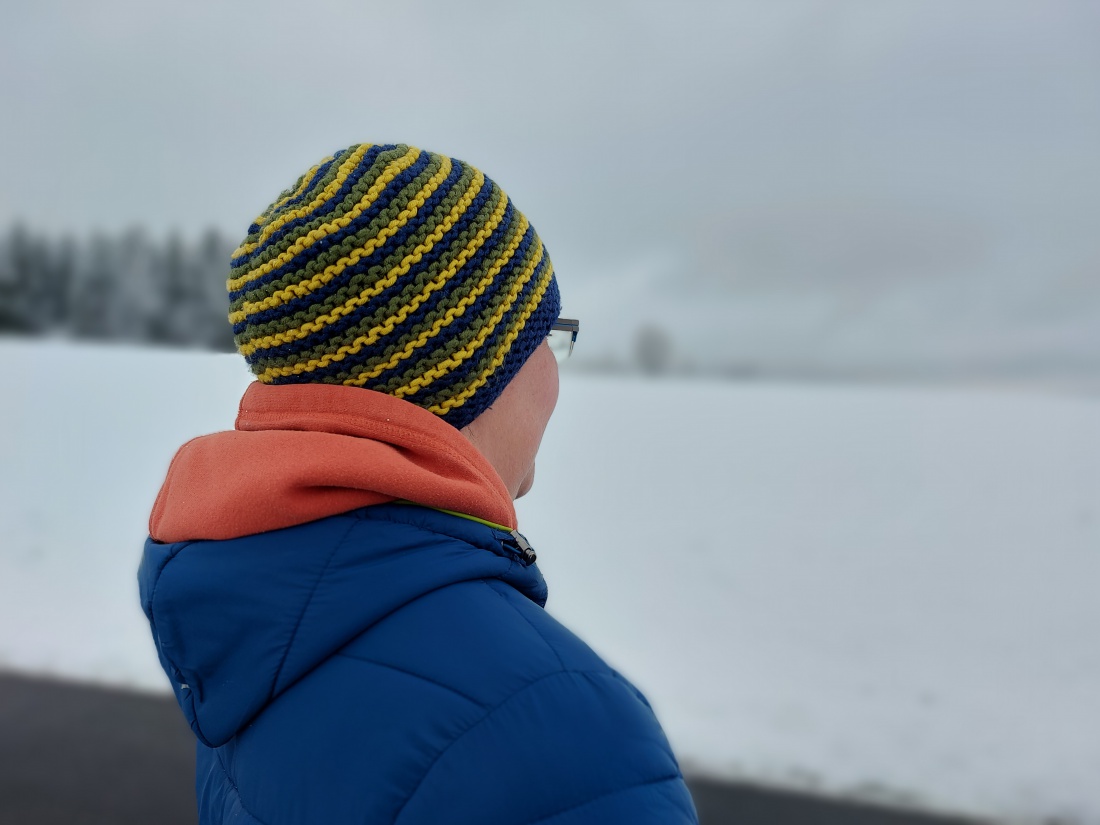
1,0,1097,292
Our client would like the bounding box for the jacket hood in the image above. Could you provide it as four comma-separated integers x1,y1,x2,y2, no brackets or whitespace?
139,503,547,748
149,381,516,542
140,382,541,747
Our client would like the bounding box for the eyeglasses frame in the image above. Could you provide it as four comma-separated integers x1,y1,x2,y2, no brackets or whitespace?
550,317,580,357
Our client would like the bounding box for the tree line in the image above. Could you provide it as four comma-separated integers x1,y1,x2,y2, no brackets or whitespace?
0,224,237,351
0,223,685,375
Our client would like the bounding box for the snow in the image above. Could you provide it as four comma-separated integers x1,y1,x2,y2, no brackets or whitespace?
522,372,1100,823
2,339,1099,823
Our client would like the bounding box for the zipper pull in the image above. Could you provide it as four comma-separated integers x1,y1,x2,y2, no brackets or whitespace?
507,530,537,564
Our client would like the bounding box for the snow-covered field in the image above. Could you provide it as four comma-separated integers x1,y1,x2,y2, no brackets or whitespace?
2,339,1098,824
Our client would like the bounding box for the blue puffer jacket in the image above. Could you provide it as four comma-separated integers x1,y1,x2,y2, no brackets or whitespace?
139,382,697,823
139,503,698,824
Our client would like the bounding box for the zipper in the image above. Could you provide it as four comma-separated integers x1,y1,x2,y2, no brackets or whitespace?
393,500,537,565
503,530,537,565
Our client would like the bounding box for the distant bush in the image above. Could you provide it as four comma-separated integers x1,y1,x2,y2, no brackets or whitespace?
634,323,674,375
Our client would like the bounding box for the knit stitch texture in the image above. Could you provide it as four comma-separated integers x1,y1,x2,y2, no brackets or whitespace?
228,143,560,430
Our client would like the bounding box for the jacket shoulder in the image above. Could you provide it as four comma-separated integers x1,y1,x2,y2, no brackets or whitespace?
351,578,696,824
339,576,613,701
202,577,696,824
393,662,697,824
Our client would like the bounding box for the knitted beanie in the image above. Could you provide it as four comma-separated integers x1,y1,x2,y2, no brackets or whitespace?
227,143,560,430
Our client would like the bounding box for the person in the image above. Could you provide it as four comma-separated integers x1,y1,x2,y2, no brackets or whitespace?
138,143,699,824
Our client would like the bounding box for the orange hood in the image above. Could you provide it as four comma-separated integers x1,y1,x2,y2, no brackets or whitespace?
149,382,516,543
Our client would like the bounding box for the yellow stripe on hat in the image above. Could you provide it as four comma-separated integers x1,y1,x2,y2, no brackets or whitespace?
254,185,511,382
261,156,334,222
393,234,545,400
233,157,331,259
343,214,530,386
259,144,373,243
229,152,446,323
426,261,554,414
231,148,369,259
237,166,484,357
227,146,420,293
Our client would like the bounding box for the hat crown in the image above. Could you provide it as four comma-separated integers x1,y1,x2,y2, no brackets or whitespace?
227,144,560,430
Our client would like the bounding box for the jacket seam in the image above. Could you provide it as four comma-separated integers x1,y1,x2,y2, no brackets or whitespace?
144,541,193,678
522,774,687,825
145,541,192,625
333,653,487,708
484,580,564,669
391,669,622,825
214,748,272,825
268,518,359,700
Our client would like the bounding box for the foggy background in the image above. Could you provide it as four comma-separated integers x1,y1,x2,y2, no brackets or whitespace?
2,2,1099,824
2,0,1098,386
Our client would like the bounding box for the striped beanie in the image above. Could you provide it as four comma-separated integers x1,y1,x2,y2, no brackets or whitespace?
227,143,560,430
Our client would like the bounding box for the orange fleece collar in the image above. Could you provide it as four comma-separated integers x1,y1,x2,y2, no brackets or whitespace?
149,382,516,543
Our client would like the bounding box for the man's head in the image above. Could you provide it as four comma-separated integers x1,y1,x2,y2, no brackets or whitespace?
227,143,561,432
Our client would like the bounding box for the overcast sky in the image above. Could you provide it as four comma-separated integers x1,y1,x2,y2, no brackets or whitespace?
3,0,1099,293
